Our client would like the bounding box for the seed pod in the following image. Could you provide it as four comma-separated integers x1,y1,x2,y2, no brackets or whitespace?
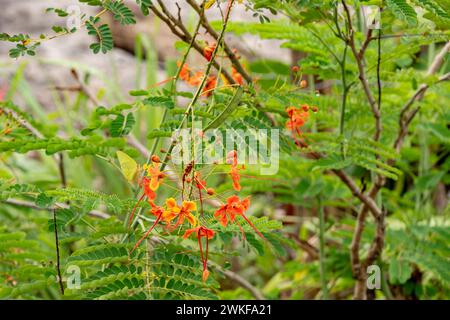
300,80,308,88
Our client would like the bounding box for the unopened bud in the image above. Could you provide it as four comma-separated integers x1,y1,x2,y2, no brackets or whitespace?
151,155,161,163
300,80,308,88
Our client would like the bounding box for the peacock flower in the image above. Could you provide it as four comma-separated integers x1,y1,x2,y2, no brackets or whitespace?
203,43,216,61
183,225,215,282
194,172,207,190
231,67,244,85
131,202,165,253
177,62,191,82
202,75,217,97
163,198,197,227
183,225,215,240
285,106,309,132
226,150,242,191
128,176,156,227
189,71,204,86
214,195,265,240
144,160,164,191
214,195,250,227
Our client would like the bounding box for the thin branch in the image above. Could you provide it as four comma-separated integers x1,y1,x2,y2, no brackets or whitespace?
341,1,381,142
53,209,65,295
150,1,235,84
3,198,111,219
185,0,252,83
209,261,265,300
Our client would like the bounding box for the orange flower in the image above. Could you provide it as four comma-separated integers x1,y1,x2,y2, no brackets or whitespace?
194,172,207,190
230,165,241,191
141,177,156,201
214,195,250,227
226,150,241,191
202,75,217,97
149,202,164,217
285,106,309,131
163,198,197,227
203,43,216,61
183,225,215,282
189,71,204,86
144,161,164,191
131,202,165,253
128,176,156,227
178,62,191,82
214,196,265,240
183,225,215,240
231,67,244,85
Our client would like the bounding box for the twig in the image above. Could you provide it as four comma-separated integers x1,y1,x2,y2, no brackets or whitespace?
149,1,235,84
318,199,328,299
53,209,65,295
209,261,265,300
341,1,381,142
185,0,252,84
158,0,236,173
3,198,111,219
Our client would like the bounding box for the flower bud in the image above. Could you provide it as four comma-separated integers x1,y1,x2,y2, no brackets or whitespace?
151,155,161,163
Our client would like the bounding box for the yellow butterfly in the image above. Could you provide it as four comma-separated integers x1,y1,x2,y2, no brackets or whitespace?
116,151,138,182
205,0,216,9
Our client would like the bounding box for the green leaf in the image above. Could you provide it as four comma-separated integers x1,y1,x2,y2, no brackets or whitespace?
204,87,244,131
86,17,114,54
143,96,175,109
35,193,55,208
110,113,136,137
136,0,153,16
104,0,136,25
386,0,418,26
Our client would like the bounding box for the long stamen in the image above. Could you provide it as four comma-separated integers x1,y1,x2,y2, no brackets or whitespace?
197,183,204,218
128,193,146,228
241,214,266,241
131,213,162,253
204,235,209,271
236,220,247,242
198,231,204,267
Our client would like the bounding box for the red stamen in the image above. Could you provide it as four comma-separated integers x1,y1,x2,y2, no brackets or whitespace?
128,193,145,228
241,214,266,241
131,213,163,253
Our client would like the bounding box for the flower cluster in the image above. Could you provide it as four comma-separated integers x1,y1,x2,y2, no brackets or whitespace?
129,150,264,281
285,104,318,147
176,43,244,97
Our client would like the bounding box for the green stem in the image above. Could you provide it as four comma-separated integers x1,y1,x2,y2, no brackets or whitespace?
318,197,328,299
160,0,237,172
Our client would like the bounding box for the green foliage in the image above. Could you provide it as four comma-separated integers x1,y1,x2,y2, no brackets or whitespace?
136,0,153,16
110,113,136,137
0,0,449,301
104,1,136,25
86,17,114,54
386,0,419,26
